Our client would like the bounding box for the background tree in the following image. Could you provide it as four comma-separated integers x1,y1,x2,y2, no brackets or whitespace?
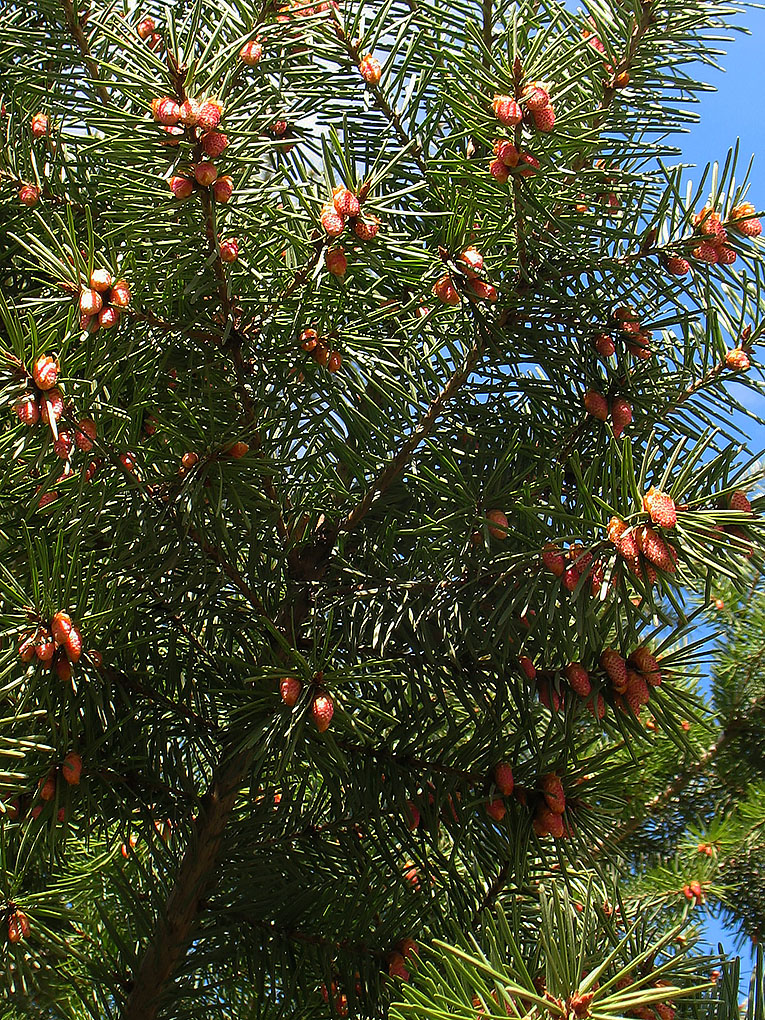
1,0,765,1018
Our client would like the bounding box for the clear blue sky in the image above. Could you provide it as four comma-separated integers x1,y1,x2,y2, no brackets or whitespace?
666,2,765,988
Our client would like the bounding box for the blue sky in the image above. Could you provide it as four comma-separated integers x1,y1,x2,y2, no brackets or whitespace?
665,3,765,989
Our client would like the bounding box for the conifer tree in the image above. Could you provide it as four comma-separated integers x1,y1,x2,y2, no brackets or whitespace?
1,0,765,1017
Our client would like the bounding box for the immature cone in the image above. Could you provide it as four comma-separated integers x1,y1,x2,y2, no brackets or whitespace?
240,40,263,65
39,772,56,800
312,692,334,732
353,214,380,240
607,516,640,573
388,951,410,981
729,490,752,513
532,106,555,132
178,99,201,127
300,328,319,351
468,278,497,302
717,245,737,266
8,915,22,944
665,255,691,276
54,430,73,458
485,798,506,822
198,100,224,131
693,241,719,264
494,762,514,796
457,247,484,277
90,268,113,292
99,307,120,329
65,625,83,663
611,397,632,438
51,611,73,646
151,97,180,125
519,655,536,680
521,83,550,111
358,54,382,84
542,544,566,577
600,648,628,692
328,351,342,373
636,525,676,573
280,676,302,707
32,355,59,391
489,159,510,183
565,662,591,698
433,275,460,306
320,203,345,237
541,773,565,814
492,94,523,126
494,140,519,167
730,202,762,237
137,16,156,39
19,184,40,207
594,333,615,357
15,395,40,426
226,442,249,458
726,348,750,371
212,176,234,202
202,131,228,157
75,419,97,451
40,389,64,424
586,692,606,720
54,428,72,456
486,509,508,539
625,671,651,713
629,646,662,687
194,162,218,187
584,390,608,421
333,187,361,217
109,279,131,307
62,751,83,786
31,111,49,137
326,246,347,276
219,238,239,263
643,486,677,528
79,289,103,316
170,176,194,200
518,152,540,176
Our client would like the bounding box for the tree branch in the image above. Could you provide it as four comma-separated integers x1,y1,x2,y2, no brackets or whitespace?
341,332,484,532
59,0,110,106
121,748,251,1020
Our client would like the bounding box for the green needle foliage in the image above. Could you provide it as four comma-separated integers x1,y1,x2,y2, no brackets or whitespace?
1,0,765,1017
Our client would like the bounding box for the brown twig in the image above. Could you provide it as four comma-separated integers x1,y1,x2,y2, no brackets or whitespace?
341,334,484,532
59,0,110,106
122,748,252,1020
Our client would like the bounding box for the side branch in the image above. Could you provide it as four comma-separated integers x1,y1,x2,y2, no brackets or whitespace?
341,337,483,532
59,0,110,106
121,749,252,1020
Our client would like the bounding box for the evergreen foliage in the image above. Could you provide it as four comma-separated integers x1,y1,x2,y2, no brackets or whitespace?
1,0,765,1017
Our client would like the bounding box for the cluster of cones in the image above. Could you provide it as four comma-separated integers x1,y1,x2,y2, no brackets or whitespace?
608,485,681,584
542,541,606,598
299,329,342,374
78,270,131,331
690,203,762,267
320,185,380,242
37,752,83,802
485,764,573,840
433,247,498,306
279,675,335,732
583,390,633,437
518,642,663,721
17,611,90,684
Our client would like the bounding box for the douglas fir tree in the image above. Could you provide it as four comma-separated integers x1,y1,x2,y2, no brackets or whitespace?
1,0,765,1017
